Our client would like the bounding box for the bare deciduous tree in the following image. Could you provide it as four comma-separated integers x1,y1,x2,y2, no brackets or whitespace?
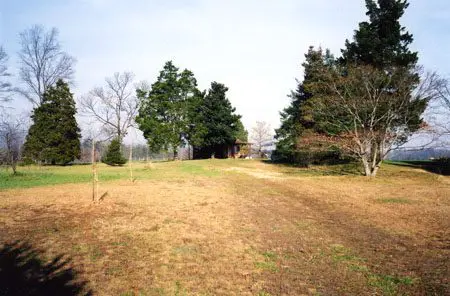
0,115,26,174
0,46,11,104
251,121,273,157
435,77,450,136
80,72,138,140
309,65,444,177
16,25,76,107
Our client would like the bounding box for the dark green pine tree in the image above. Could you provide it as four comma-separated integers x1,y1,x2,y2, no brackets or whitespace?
199,82,241,157
339,0,425,136
341,0,418,69
274,47,333,162
179,69,207,147
23,80,81,165
136,61,200,158
102,138,127,166
234,119,248,142
185,88,208,148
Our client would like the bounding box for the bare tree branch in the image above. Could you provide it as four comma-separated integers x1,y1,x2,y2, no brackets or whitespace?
0,114,28,174
310,64,442,176
15,25,76,107
0,46,12,104
251,121,273,156
80,72,138,141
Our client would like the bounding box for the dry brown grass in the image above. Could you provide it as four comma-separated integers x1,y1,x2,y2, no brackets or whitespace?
0,160,449,295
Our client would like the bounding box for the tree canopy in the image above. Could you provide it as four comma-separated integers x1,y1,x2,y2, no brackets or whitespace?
274,47,335,164
196,82,241,151
136,61,201,156
234,119,248,143
23,80,81,164
136,62,242,159
274,0,435,176
341,0,417,69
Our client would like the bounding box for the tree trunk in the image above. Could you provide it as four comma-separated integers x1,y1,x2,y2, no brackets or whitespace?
10,157,17,175
361,156,372,177
188,144,191,160
173,149,178,161
361,155,381,177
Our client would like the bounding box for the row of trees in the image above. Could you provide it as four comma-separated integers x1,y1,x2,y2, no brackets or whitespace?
274,0,447,176
80,61,246,161
135,61,244,159
0,24,247,168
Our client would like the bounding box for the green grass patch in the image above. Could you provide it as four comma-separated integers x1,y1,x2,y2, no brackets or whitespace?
331,244,365,263
0,161,226,190
329,244,416,295
0,161,219,190
254,261,278,272
277,162,363,177
89,245,104,261
0,165,129,190
255,250,279,272
262,251,277,261
377,198,412,204
174,281,188,296
179,162,219,177
368,274,415,296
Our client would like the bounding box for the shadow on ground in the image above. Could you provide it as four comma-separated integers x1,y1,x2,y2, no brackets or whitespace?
388,159,450,176
0,241,91,296
262,159,363,176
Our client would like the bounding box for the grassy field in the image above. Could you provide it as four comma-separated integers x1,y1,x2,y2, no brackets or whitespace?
0,160,449,295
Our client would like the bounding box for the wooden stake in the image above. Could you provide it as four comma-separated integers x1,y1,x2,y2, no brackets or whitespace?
92,138,97,202
129,138,133,182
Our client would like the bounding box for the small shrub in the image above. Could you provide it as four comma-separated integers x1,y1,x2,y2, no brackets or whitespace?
102,138,127,166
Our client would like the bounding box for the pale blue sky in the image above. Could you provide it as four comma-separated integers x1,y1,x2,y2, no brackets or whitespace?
1,0,450,139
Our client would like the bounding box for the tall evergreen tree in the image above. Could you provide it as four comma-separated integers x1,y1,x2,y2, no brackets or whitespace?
339,0,421,126
136,61,201,158
338,0,423,149
341,0,417,69
185,88,208,148
274,47,333,163
197,82,241,157
23,80,81,164
234,119,248,142
304,0,429,176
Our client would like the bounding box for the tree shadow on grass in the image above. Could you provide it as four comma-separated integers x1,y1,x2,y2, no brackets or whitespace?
0,241,91,296
262,159,363,176
387,159,450,176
